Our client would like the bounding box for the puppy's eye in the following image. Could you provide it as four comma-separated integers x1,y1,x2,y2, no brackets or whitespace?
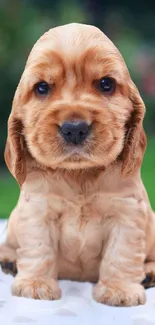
35,81,50,95
97,77,115,94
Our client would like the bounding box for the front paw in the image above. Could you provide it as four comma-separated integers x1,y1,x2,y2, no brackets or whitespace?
142,262,155,289
0,260,17,276
12,276,61,300
93,281,146,306
0,244,17,276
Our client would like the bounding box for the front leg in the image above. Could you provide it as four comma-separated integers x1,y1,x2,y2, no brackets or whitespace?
93,201,146,306
12,210,61,300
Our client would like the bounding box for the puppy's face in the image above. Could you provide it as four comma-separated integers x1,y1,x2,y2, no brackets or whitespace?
5,24,146,184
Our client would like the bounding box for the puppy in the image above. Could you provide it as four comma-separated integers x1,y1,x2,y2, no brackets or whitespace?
0,23,155,306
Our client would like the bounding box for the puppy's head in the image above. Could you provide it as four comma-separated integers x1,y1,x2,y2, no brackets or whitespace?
5,23,146,186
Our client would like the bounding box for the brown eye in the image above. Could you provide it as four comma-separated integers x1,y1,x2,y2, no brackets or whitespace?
35,81,50,95
97,77,116,94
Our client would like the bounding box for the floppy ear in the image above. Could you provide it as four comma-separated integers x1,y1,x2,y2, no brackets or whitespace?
121,81,147,176
4,115,26,187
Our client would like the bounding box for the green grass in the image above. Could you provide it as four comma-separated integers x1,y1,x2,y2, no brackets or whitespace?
141,138,155,209
0,138,155,219
0,174,19,219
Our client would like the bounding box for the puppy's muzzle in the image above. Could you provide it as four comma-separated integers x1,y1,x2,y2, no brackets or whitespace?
60,121,91,145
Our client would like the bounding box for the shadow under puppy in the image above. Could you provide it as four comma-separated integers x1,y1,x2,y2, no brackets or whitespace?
1,23,155,306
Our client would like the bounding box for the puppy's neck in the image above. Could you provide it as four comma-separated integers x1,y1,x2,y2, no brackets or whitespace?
26,150,106,181
26,151,125,187
56,166,106,183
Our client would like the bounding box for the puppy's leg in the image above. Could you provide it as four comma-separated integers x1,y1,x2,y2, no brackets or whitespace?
93,211,146,306
0,208,18,276
12,212,61,300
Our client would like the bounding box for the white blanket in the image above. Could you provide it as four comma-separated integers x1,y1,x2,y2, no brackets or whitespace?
0,221,155,325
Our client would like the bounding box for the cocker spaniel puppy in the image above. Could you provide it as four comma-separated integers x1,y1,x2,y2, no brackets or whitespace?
0,23,155,306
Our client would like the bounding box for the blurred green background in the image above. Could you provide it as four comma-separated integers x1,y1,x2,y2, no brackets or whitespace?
0,0,155,219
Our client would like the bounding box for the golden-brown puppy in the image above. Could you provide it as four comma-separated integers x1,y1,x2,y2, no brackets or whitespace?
1,23,155,306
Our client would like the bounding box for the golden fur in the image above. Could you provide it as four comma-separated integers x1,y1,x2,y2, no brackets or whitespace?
1,23,155,306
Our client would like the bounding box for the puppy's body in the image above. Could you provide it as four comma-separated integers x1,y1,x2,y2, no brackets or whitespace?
3,161,155,305
7,164,154,280
1,23,155,306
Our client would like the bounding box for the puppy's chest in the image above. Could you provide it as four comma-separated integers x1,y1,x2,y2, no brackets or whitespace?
48,188,107,259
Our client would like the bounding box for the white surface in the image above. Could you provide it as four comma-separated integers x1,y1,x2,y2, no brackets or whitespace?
0,221,155,325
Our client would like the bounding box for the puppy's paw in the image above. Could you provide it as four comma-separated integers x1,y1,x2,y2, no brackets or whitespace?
93,281,146,306
0,260,17,276
142,262,155,289
0,244,17,276
12,276,61,300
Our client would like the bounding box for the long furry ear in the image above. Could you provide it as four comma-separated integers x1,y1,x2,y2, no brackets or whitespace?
4,116,26,187
121,81,147,176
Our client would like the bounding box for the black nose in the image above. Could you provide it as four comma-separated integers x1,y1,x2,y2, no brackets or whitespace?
60,121,90,144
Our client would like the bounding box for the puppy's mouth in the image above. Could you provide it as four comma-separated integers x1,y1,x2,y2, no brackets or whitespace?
57,148,96,169
64,144,87,154
61,145,90,165
57,134,95,167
